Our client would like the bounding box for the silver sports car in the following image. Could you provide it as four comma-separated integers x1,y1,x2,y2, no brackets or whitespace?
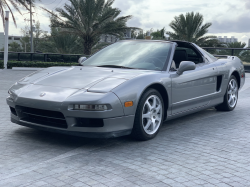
7,40,245,140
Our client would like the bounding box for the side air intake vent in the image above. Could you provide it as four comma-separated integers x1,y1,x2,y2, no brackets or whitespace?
216,75,223,92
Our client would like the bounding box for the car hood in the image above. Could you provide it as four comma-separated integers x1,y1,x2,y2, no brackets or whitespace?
17,66,152,91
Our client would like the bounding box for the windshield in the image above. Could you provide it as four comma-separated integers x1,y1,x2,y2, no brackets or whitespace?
82,41,172,71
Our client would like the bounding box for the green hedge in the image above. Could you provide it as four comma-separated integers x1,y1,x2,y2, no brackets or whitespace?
0,61,3,69
0,61,79,69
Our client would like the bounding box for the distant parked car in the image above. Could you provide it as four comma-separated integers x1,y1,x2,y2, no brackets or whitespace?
7,40,245,140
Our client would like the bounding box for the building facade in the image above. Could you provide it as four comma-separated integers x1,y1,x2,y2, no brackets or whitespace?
217,36,238,44
0,32,22,50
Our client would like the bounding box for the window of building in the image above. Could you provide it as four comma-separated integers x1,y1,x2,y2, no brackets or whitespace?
14,37,20,40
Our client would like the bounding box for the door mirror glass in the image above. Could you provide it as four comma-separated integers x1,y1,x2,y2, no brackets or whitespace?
177,61,196,75
78,57,87,65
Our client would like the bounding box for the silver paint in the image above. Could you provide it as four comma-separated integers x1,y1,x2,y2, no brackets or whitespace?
6,40,245,138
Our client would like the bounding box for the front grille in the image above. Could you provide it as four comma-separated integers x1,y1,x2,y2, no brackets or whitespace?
15,106,67,129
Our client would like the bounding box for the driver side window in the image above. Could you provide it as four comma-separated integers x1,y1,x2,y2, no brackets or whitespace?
170,46,204,71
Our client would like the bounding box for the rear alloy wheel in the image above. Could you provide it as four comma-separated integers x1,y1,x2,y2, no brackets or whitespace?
131,89,164,140
216,75,238,111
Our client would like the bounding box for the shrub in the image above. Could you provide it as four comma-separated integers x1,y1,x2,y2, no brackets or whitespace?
0,60,79,69
0,61,3,69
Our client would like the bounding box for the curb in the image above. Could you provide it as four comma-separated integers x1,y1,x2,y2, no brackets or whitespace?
12,67,44,71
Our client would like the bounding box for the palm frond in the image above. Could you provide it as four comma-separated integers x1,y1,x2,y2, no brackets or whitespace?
167,12,215,46
43,0,135,55
0,0,39,28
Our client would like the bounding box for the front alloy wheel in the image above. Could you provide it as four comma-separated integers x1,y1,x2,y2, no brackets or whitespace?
132,89,164,140
142,95,162,135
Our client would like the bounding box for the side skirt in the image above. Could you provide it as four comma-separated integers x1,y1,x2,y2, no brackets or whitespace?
165,97,223,121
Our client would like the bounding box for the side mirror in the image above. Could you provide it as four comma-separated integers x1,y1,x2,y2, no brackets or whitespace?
78,57,87,65
177,61,196,75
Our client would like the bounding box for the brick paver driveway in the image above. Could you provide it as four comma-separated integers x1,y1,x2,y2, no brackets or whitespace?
1,69,250,187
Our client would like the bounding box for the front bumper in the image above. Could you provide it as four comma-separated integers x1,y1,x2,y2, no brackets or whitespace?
11,117,132,138
6,91,135,138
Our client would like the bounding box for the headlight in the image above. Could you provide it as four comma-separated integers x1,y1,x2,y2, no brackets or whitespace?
72,104,109,111
8,90,12,95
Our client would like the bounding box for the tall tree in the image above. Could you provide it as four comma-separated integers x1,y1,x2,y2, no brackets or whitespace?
151,27,166,40
43,0,133,55
166,12,216,46
20,21,45,52
0,0,37,27
215,42,248,59
38,27,84,54
8,41,22,52
226,42,248,60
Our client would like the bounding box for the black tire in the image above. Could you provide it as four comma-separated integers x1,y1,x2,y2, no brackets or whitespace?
215,75,238,111
131,89,164,141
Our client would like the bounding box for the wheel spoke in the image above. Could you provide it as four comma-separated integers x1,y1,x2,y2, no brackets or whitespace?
152,97,157,109
234,88,237,94
155,104,161,114
144,119,152,130
146,101,152,110
229,82,233,90
151,121,156,130
233,97,236,103
228,95,233,104
155,115,161,122
142,112,151,119
228,90,232,95
233,80,236,89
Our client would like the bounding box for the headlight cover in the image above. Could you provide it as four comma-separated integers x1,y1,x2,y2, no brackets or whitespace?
8,90,13,95
70,104,111,111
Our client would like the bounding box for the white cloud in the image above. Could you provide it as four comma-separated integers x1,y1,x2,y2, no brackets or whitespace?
0,0,249,43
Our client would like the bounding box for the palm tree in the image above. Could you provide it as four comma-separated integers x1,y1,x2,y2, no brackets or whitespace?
166,12,216,46
0,0,36,27
43,0,133,55
216,42,248,58
39,27,84,54
226,42,248,60
226,41,246,48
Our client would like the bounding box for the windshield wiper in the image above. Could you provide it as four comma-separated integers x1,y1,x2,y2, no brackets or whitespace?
97,65,135,69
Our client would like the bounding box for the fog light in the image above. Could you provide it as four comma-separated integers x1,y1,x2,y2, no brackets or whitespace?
73,104,108,111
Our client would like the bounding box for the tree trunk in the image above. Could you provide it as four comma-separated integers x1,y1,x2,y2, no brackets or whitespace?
83,36,93,55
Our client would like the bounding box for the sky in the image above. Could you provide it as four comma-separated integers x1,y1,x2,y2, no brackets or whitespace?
1,0,250,45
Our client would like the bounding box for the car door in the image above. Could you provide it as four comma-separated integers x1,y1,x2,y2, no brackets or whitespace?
170,46,218,115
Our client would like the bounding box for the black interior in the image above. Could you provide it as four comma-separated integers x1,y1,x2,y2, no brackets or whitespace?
173,50,188,68
172,41,204,69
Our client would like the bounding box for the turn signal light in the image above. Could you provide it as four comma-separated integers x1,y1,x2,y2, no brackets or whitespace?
125,101,133,107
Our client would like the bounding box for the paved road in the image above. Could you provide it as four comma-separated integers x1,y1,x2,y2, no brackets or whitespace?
1,70,250,187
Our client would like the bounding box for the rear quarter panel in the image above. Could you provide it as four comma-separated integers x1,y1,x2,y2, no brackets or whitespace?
215,56,245,100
